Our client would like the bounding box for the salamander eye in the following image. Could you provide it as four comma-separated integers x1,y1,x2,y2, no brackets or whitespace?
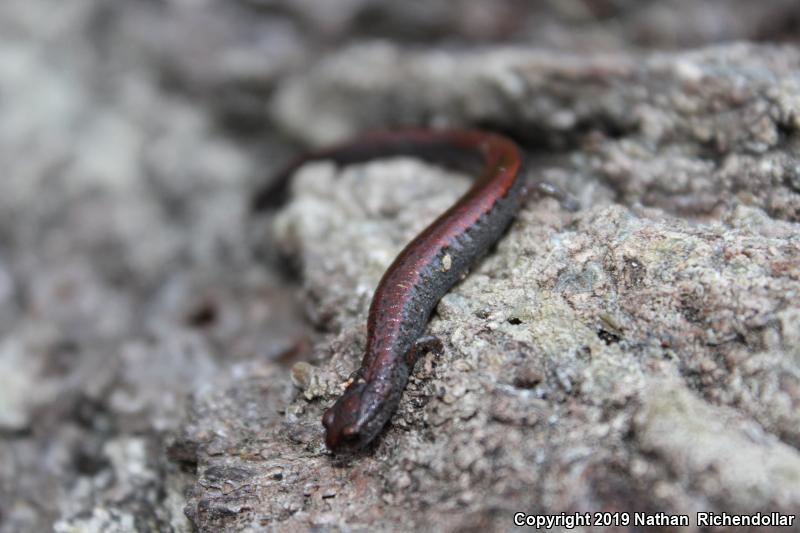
341,424,360,441
322,409,335,429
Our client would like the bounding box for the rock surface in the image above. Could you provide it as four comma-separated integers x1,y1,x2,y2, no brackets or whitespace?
0,1,307,531
2,0,800,532
184,44,800,531
184,163,800,531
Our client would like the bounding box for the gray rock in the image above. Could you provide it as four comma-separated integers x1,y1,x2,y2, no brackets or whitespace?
186,161,799,531
3,0,800,531
181,43,800,531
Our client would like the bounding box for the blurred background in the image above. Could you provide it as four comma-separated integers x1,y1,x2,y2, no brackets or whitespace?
1,1,799,531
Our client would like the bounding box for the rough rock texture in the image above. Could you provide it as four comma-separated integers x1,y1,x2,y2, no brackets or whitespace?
3,0,800,532
0,1,309,532
183,163,800,531
182,45,800,531
273,43,800,222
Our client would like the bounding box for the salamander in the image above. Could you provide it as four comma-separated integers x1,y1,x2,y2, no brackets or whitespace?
258,129,527,452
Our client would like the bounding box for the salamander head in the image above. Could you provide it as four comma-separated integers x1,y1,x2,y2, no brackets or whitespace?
322,377,393,453
322,379,372,452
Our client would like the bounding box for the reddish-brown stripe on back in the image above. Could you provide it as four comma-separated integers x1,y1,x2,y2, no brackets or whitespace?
261,129,526,452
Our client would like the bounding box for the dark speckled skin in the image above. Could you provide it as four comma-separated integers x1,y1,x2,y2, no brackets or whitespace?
264,130,525,453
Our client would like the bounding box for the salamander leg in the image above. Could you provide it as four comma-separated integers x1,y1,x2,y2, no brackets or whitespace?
404,335,444,367
522,180,580,212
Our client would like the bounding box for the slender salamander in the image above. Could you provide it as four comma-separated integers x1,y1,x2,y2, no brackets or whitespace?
257,129,527,452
